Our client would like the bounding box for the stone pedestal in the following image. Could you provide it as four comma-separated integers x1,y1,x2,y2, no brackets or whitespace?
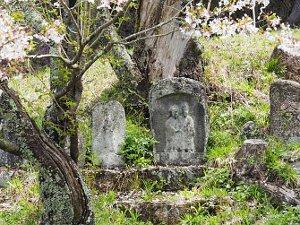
149,78,209,166
90,165,204,192
92,101,125,169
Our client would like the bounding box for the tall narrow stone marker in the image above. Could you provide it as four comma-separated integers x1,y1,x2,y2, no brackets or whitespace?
149,78,209,166
269,79,300,142
92,101,125,169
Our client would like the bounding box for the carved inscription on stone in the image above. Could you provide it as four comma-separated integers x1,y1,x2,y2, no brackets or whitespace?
92,101,125,169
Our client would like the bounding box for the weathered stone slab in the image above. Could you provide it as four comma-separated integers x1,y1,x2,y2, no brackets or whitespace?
115,192,233,225
149,78,209,166
92,101,125,169
269,80,300,142
271,42,300,83
87,165,205,192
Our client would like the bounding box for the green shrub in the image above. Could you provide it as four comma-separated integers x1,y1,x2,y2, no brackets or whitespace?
120,120,156,167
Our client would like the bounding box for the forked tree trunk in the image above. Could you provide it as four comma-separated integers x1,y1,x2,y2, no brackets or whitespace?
0,83,93,225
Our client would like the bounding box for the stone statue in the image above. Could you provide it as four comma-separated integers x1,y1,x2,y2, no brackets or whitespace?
149,77,209,166
181,103,195,159
165,102,196,163
165,105,181,162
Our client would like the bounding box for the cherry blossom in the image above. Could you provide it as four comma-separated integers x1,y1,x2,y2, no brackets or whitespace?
182,0,281,37
0,8,32,79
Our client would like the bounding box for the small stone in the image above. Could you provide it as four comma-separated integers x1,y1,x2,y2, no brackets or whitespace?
0,150,22,167
269,79,300,142
92,101,125,169
234,139,268,179
149,78,209,166
292,160,300,176
0,168,14,188
240,121,258,139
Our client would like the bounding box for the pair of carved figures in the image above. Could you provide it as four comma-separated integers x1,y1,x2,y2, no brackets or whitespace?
165,102,196,162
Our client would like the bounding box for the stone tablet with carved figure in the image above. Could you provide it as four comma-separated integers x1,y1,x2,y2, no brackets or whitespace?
149,78,209,166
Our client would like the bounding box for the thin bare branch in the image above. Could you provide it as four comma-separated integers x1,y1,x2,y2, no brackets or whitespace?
83,0,133,46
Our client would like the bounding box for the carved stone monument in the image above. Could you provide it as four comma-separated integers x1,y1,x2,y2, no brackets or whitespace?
92,101,125,169
149,78,209,166
269,79,300,142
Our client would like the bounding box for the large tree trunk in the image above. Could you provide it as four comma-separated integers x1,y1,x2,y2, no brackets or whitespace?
135,0,204,83
0,83,93,225
287,0,300,26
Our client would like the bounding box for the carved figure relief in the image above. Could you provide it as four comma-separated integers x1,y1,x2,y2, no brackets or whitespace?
165,102,195,162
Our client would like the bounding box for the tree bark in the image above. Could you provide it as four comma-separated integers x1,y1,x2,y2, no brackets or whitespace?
0,83,93,225
43,0,83,163
135,0,204,83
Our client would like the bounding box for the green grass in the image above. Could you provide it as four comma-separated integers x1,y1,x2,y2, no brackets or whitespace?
0,168,41,225
93,191,151,225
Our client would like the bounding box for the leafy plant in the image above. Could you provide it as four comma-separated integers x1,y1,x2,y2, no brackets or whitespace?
120,120,156,167
265,57,286,77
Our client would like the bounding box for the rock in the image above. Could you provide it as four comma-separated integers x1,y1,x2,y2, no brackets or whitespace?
271,42,300,83
0,167,14,188
149,78,209,166
92,101,125,169
292,160,300,176
89,165,205,192
0,150,22,167
269,80,300,142
234,139,268,179
240,121,258,139
234,140,300,206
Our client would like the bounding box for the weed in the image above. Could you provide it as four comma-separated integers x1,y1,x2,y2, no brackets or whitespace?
120,120,156,167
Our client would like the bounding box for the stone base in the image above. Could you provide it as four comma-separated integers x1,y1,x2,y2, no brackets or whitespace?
87,165,205,192
115,191,233,225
